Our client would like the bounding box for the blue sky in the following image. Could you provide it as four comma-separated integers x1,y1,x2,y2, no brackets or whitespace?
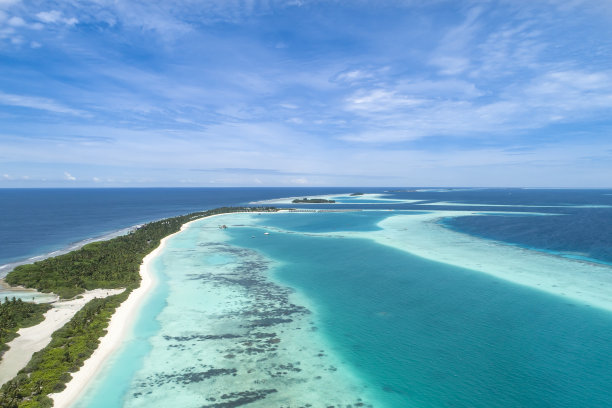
1,0,611,187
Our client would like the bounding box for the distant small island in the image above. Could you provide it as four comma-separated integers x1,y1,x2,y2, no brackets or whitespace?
292,198,336,203
349,192,364,196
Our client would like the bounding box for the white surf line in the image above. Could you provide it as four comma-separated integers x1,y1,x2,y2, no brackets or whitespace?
0,288,125,387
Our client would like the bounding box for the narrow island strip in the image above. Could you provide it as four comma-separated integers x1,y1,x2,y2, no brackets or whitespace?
0,207,276,408
0,289,124,387
48,227,175,408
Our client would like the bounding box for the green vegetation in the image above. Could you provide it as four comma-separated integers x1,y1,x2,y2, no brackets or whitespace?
349,192,364,196
6,207,272,299
291,198,336,203
0,292,128,408
0,206,275,407
0,298,51,358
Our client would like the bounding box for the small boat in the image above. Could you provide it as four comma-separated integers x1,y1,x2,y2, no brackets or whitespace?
264,232,270,235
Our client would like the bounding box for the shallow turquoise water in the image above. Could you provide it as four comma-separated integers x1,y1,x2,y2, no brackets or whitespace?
73,211,612,407
72,256,169,408
255,211,394,232
227,213,612,408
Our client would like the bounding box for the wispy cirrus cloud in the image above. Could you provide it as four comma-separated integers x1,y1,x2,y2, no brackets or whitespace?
0,91,89,116
1,0,612,187
36,10,78,26
336,65,612,145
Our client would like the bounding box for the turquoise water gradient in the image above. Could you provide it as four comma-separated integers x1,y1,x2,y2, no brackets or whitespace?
255,211,394,232
72,256,169,408
228,213,612,408
73,211,612,407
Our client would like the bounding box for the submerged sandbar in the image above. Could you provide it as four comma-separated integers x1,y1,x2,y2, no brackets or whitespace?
62,209,612,407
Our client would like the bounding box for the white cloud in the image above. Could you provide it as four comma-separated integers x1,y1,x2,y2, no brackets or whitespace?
339,129,424,143
397,78,483,99
36,10,61,23
430,56,471,76
335,69,373,83
291,177,308,184
64,172,76,181
345,89,425,112
7,16,24,26
428,7,482,76
36,10,78,25
0,92,88,116
2,173,11,180
338,66,612,144
471,20,544,78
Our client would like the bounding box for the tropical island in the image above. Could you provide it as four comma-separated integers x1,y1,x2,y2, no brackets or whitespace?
291,197,336,203
349,192,364,196
0,206,276,408
0,299,51,358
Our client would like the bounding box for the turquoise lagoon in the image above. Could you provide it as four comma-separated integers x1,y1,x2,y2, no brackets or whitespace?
74,210,612,408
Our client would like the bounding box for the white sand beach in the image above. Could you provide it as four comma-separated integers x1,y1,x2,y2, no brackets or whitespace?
0,288,124,387
49,216,212,408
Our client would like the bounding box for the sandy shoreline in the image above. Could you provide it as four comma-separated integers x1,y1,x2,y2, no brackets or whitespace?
0,288,124,387
48,212,249,408
107,212,379,408
49,219,199,408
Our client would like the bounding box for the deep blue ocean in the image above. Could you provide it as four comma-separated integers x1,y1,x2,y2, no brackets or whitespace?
2,188,612,407
0,187,385,274
3,188,612,271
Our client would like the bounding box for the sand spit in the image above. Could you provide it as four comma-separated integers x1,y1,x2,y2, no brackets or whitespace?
0,288,124,387
358,212,612,313
234,209,612,313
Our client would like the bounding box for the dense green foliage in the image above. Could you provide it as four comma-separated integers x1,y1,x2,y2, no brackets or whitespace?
291,198,336,203
0,299,51,358
0,292,128,408
6,207,270,299
0,206,275,407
